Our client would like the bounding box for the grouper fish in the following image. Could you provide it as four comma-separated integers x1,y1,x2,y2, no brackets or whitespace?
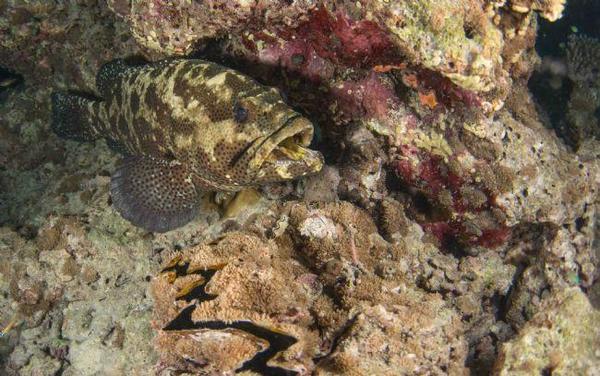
51,59,324,232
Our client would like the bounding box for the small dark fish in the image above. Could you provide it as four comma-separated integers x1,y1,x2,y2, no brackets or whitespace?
0,77,18,88
51,59,323,232
0,69,23,97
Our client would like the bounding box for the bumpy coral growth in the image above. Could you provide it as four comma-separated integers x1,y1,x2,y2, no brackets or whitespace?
566,34,600,85
0,1,140,90
107,0,313,56
107,1,563,98
495,288,600,375
370,0,506,92
152,232,319,374
498,0,566,21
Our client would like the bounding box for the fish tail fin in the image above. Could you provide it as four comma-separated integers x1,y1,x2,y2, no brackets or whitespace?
51,91,101,142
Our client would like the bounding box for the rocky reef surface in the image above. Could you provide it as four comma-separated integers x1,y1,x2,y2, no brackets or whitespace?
0,0,598,375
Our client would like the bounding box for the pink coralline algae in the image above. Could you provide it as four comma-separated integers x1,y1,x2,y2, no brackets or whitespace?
242,6,397,83
2,0,600,375
395,156,511,248
281,7,395,68
414,69,483,109
218,6,527,250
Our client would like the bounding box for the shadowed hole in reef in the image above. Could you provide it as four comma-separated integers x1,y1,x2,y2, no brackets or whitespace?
0,67,24,100
162,260,220,302
176,268,219,302
164,306,299,376
312,313,358,363
161,262,299,375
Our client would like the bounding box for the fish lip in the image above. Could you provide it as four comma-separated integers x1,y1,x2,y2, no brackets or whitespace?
266,114,307,146
228,114,302,170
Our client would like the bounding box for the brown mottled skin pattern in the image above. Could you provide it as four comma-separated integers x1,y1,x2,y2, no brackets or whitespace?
84,59,323,191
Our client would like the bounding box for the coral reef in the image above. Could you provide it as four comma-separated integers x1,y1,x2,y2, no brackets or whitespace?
105,0,565,98
107,0,313,57
0,216,158,375
495,0,566,22
0,0,598,375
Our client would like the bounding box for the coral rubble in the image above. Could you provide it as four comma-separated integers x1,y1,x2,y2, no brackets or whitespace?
0,0,141,92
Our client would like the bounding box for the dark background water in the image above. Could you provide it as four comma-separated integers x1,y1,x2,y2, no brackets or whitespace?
529,0,600,148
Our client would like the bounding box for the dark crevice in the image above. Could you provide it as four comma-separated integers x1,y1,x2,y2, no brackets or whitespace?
313,313,358,363
161,262,298,375
162,261,220,302
164,305,298,376
498,262,526,322
178,269,219,302
0,67,24,101
542,366,553,376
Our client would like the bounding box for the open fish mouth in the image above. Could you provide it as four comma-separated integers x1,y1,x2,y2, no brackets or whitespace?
250,115,323,181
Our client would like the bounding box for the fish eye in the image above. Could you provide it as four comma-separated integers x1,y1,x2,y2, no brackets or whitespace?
233,102,248,123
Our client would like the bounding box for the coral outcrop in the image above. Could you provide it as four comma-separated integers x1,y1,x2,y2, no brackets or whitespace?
0,215,157,375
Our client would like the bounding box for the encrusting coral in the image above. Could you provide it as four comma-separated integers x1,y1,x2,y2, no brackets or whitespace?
105,0,566,99
493,0,566,22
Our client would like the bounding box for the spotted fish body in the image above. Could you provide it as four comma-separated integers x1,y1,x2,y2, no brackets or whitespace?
51,59,323,232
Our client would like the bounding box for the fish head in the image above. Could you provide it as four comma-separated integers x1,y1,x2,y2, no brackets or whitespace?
191,79,323,189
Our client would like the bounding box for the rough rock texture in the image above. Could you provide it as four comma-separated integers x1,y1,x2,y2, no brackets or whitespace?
0,0,598,375
107,0,314,56
101,0,560,99
495,287,600,375
0,0,141,92
0,218,157,375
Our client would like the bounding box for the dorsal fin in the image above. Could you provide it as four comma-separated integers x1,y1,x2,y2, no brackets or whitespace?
96,59,131,98
96,58,182,98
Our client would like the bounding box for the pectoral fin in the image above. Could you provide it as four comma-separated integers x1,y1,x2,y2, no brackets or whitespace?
110,156,201,232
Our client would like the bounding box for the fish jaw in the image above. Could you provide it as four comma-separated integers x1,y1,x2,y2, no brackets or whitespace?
249,115,324,184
